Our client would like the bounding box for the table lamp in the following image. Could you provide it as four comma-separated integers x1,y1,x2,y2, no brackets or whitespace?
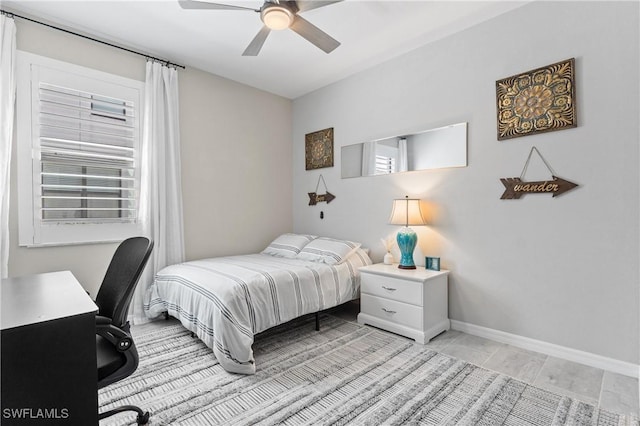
388,196,427,269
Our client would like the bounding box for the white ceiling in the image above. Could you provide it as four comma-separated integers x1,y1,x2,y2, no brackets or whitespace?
4,0,530,99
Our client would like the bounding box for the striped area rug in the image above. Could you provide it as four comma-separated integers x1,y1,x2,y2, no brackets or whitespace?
99,315,637,426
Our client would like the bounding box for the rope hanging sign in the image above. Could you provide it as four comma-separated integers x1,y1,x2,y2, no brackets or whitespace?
308,174,335,205
500,147,578,199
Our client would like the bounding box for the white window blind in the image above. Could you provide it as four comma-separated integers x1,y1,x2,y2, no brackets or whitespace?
17,52,144,246
375,155,395,175
39,83,137,223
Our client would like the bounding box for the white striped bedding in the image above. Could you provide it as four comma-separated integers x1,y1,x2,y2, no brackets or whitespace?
143,249,372,374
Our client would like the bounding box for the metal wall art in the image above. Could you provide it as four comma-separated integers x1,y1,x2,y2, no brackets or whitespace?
305,128,334,170
496,58,576,141
500,147,578,199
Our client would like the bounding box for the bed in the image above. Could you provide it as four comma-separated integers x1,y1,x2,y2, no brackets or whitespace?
143,234,372,374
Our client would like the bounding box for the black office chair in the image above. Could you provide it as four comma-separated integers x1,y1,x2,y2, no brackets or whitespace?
96,236,154,425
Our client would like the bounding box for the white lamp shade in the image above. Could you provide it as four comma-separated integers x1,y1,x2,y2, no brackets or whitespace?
388,198,427,227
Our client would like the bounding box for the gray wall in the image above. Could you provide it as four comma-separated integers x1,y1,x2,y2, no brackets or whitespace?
292,1,639,365
8,17,293,297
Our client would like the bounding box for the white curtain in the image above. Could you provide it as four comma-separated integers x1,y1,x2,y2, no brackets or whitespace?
361,141,376,176
398,137,408,172
131,61,185,323
0,15,16,279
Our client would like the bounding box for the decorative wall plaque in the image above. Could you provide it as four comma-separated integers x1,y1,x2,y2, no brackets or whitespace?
500,176,578,199
496,58,576,140
500,147,578,199
308,192,336,205
308,174,335,205
305,128,334,170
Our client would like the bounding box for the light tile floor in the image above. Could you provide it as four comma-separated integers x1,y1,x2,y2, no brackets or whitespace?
327,300,639,417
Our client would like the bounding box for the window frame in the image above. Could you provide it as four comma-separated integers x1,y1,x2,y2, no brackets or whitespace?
16,51,145,247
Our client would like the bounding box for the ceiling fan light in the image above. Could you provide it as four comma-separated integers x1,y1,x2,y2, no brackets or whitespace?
262,6,293,30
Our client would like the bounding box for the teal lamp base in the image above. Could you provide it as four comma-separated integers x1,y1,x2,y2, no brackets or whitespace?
396,227,417,269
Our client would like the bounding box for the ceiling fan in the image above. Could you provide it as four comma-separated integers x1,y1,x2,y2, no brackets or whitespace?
178,0,343,56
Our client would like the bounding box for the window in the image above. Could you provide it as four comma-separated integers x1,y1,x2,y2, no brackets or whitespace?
17,52,144,246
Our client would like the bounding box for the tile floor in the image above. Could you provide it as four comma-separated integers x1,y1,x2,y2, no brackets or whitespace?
327,300,639,418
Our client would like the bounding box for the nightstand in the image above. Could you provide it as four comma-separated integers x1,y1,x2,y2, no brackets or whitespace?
357,263,449,344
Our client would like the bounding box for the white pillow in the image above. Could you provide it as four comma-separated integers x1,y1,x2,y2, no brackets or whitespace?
296,237,361,265
261,233,317,258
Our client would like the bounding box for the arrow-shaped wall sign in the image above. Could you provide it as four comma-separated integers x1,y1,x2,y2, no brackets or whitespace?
308,174,336,206
500,147,579,200
308,191,336,205
500,176,578,199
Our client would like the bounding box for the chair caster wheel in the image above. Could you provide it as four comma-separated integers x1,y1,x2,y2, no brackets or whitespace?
137,411,150,425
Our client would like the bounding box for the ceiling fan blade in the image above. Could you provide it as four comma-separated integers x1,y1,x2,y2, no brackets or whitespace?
290,15,340,53
296,0,342,13
242,26,272,56
178,0,259,11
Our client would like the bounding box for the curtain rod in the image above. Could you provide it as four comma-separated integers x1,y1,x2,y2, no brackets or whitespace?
1,9,186,69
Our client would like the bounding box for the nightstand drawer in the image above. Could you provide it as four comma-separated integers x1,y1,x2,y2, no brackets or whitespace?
360,294,422,329
361,273,422,306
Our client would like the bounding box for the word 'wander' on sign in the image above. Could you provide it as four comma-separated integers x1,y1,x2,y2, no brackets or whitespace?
500,176,578,199
308,191,336,205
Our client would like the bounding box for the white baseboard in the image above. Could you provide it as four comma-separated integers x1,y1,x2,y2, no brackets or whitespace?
450,320,639,379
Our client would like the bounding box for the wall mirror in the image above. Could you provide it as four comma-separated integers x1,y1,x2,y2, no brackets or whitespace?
341,122,467,178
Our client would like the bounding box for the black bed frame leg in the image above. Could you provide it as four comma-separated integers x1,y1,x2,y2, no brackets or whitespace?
164,311,169,320
315,312,320,331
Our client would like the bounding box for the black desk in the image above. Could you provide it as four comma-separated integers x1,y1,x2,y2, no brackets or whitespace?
1,271,98,425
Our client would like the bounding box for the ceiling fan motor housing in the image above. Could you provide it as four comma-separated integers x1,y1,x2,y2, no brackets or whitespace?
261,2,298,30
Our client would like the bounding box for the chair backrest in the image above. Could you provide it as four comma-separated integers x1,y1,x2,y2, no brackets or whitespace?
95,237,154,328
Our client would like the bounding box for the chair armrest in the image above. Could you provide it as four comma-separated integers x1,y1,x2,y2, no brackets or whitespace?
96,315,112,325
96,317,134,353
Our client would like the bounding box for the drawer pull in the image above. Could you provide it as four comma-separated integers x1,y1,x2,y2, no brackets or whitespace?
381,286,397,291
381,308,397,314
